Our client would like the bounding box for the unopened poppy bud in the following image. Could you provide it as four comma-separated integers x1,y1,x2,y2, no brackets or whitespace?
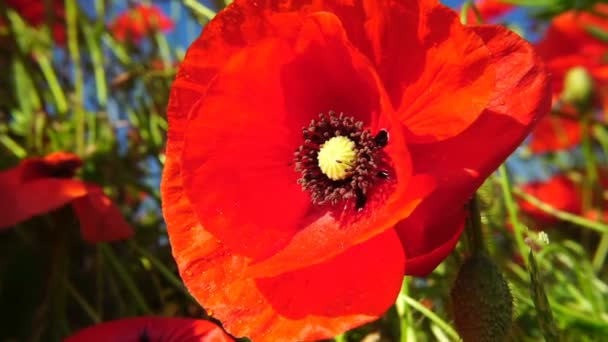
451,252,513,342
562,66,593,107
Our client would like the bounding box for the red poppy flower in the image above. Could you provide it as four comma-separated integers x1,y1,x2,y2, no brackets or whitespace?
0,152,133,243
162,0,549,340
110,4,174,42
466,0,515,23
529,113,581,153
518,175,582,223
536,5,608,99
65,317,233,342
3,0,66,44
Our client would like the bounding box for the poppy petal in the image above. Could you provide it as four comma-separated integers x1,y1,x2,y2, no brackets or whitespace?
165,147,405,340
529,115,581,153
64,317,233,342
180,12,410,262
396,25,550,275
518,175,582,223
0,155,88,229
71,185,134,243
394,3,496,142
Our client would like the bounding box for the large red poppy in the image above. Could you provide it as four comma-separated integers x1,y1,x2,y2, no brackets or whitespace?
5,0,66,44
110,4,175,42
162,0,549,340
0,152,133,243
65,317,233,342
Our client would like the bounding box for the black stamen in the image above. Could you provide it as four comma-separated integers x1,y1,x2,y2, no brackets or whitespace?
374,129,389,147
139,329,150,342
294,111,391,210
377,170,389,179
355,188,367,211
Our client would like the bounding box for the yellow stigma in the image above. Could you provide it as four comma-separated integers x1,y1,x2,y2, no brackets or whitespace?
317,136,357,181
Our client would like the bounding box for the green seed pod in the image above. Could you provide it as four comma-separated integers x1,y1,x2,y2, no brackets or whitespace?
450,252,513,342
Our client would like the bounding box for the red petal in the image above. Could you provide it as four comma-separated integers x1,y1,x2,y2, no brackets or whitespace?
180,12,410,262
529,115,581,153
518,175,582,223
395,2,496,142
397,25,550,275
0,155,88,229
396,208,465,276
72,185,134,243
64,317,233,342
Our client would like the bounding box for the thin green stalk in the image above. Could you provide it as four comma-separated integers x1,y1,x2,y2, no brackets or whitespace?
35,54,68,114
498,165,529,265
66,0,85,155
513,188,608,233
396,279,416,342
528,250,560,341
81,19,108,107
460,0,482,25
591,125,608,271
580,114,598,212
183,0,217,21
100,244,152,314
0,135,27,158
398,294,460,341
130,241,193,299
66,279,101,323
465,194,485,253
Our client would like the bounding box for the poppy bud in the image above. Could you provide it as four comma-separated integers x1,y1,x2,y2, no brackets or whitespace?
561,66,593,107
450,252,513,342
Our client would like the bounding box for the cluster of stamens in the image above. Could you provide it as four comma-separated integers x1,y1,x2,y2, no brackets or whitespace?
294,111,390,210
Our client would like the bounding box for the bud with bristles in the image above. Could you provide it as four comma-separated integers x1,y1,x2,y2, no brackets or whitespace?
451,252,513,342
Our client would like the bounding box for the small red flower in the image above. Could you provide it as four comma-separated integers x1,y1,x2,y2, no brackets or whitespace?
110,4,174,42
65,317,233,342
529,112,581,153
5,0,66,44
535,5,608,99
0,152,133,243
519,174,583,223
162,0,549,340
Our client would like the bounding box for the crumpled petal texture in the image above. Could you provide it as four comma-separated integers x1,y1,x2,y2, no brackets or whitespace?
162,0,550,340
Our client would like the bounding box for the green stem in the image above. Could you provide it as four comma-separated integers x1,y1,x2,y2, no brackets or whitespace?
460,0,482,25
398,294,460,341
35,54,68,115
0,135,27,158
465,194,485,254
66,279,101,323
183,0,217,21
66,0,85,155
580,114,598,213
512,188,608,233
498,165,529,265
100,244,152,314
130,241,193,300
396,279,416,342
